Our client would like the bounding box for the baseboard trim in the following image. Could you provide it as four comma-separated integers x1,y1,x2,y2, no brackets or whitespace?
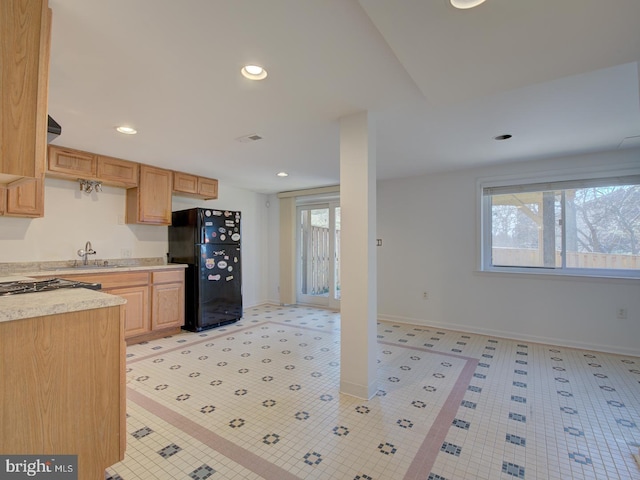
377,314,639,357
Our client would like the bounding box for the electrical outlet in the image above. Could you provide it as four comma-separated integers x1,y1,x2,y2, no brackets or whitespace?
616,308,628,320
121,248,132,258
117,214,125,225
423,291,428,300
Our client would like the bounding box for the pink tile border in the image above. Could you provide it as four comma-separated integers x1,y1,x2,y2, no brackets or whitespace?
127,387,302,480
126,321,479,480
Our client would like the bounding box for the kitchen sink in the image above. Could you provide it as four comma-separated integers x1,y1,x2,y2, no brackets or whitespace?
42,264,124,271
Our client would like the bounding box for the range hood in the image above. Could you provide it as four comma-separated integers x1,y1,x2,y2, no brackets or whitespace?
47,115,61,143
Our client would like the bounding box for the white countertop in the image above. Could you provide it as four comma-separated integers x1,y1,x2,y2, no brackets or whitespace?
0,286,126,323
25,263,187,277
0,263,186,322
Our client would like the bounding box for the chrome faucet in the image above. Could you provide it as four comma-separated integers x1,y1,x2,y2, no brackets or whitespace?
77,241,97,265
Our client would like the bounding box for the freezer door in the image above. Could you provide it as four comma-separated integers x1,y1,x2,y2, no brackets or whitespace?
194,244,242,330
200,209,241,245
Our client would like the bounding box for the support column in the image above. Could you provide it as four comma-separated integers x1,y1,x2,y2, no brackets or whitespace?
339,111,377,400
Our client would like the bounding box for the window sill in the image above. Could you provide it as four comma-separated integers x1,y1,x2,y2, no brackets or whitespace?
476,268,640,285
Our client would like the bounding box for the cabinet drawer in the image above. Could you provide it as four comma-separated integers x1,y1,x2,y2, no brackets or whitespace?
59,271,149,289
152,269,184,284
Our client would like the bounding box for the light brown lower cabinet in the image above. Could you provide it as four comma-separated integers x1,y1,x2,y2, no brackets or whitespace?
0,304,125,480
59,268,185,344
110,284,149,338
151,270,185,331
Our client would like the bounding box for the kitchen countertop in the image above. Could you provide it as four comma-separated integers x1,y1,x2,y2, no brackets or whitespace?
0,286,126,323
0,260,187,323
0,257,186,277
25,263,187,277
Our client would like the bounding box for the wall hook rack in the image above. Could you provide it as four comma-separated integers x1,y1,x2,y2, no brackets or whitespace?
78,179,102,194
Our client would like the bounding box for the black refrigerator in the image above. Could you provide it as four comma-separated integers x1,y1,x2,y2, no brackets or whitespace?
168,208,242,331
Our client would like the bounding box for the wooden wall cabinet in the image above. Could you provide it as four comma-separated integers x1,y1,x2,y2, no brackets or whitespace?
198,177,219,199
47,146,139,187
126,165,172,225
0,304,125,480
47,145,97,178
97,155,138,187
4,175,44,217
0,0,51,181
173,171,218,200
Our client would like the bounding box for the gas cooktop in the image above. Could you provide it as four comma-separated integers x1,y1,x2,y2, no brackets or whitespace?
0,278,102,296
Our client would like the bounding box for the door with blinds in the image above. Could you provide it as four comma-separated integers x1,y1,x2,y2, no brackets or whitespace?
297,203,340,308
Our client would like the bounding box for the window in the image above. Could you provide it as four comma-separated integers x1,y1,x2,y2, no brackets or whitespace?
481,175,640,277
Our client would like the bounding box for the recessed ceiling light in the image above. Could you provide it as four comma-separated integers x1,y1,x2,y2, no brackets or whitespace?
276,172,289,177
494,134,512,141
450,0,487,9
116,126,137,135
241,65,268,80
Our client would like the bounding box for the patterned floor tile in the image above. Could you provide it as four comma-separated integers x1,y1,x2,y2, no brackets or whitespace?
105,305,640,480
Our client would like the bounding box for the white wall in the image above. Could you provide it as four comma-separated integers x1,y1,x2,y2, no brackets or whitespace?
377,148,640,356
0,177,271,308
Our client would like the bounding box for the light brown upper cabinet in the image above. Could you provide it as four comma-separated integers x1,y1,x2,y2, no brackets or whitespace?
47,145,97,178
96,155,138,187
126,165,172,225
173,171,218,200
47,146,139,188
4,175,45,217
0,0,51,182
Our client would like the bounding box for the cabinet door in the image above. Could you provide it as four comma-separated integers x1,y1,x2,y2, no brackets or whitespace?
0,0,50,178
0,185,5,214
126,165,172,225
5,175,44,217
152,282,185,330
97,155,138,187
47,145,97,178
109,285,150,338
173,171,198,194
198,177,218,199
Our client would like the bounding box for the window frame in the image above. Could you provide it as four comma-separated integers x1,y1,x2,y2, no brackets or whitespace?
478,168,640,280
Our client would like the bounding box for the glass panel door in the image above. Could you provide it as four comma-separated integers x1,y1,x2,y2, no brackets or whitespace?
297,203,340,308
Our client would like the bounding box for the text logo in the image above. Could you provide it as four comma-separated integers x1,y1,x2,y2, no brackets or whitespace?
1,456,77,479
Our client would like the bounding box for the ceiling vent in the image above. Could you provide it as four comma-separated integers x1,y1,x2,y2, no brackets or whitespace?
236,134,263,143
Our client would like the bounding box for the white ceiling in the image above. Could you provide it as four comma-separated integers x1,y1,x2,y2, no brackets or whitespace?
47,0,640,194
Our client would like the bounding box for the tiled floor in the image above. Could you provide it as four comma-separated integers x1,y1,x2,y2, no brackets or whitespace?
107,305,640,480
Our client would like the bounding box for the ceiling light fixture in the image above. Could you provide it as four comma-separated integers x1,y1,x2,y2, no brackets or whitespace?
241,65,268,80
116,126,137,135
450,0,487,9
276,172,289,177
494,134,513,141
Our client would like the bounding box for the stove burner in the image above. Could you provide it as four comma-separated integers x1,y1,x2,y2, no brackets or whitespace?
0,278,102,296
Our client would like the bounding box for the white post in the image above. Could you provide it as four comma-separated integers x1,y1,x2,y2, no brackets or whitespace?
339,111,377,400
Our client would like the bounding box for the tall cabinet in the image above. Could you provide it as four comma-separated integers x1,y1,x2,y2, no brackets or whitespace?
0,0,51,182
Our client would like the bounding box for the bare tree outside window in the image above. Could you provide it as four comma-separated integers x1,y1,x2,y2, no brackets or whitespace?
486,180,640,273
